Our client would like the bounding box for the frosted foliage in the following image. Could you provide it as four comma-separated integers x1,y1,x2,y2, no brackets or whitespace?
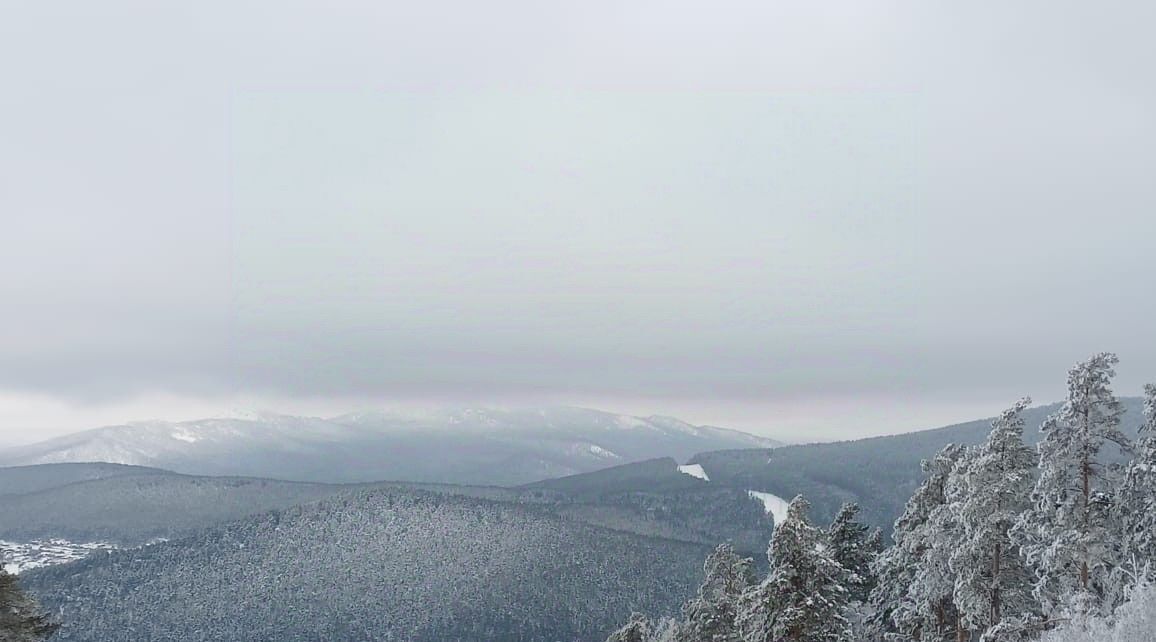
827,503,876,604
1147,385,1156,431
1118,385,1156,581
871,443,965,639
1012,353,1130,617
607,613,654,642
680,543,755,642
1040,581,1156,642
605,614,681,642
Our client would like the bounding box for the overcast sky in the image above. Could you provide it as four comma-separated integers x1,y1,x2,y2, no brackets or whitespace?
2,1,1154,445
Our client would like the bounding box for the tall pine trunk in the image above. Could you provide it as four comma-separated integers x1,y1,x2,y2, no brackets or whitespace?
1081,456,1090,591
991,540,1002,626
1079,393,1092,592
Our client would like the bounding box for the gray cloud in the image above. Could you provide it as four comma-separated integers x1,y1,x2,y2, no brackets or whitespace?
2,1,1154,439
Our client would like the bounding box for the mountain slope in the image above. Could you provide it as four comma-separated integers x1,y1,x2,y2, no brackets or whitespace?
0,407,781,486
0,462,168,496
23,487,712,642
522,457,773,557
0,460,772,564
0,472,351,545
685,397,1147,535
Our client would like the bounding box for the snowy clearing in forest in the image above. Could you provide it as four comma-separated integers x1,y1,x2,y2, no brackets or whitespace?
676,464,709,481
747,490,790,528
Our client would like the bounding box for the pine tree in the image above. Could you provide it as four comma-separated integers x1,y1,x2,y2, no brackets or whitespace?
827,503,877,605
1011,353,1131,618
908,446,974,642
607,613,655,642
1117,384,1156,585
737,495,850,642
679,543,755,642
652,618,682,642
0,569,58,642
950,397,1039,637
868,444,966,640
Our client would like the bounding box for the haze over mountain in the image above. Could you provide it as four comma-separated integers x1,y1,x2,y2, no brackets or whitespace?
0,407,780,486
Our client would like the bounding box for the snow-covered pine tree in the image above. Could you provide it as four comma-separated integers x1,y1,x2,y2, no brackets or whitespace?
1011,353,1132,618
679,543,756,642
0,569,58,641
607,613,655,642
868,443,966,641
1117,384,1156,587
827,503,877,605
950,397,1039,638
652,618,682,642
607,613,681,642
737,495,850,642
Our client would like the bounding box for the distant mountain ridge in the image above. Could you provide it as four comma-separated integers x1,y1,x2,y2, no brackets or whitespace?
0,407,782,486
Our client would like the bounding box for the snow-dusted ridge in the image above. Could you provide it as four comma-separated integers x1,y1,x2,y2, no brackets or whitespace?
0,406,783,485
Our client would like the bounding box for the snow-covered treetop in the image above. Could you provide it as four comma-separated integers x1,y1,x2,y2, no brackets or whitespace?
698,543,755,603
786,494,809,524
1143,384,1156,434
1042,352,1130,453
893,443,966,547
991,396,1033,448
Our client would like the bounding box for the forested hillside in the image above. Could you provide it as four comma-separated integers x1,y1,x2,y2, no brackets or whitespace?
524,458,773,556
0,458,772,558
23,487,712,642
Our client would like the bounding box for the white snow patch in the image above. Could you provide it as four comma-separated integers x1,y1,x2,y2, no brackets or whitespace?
171,430,200,443
748,490,791,529
588,444,620,459
677,464,710,481
614,415,652,429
